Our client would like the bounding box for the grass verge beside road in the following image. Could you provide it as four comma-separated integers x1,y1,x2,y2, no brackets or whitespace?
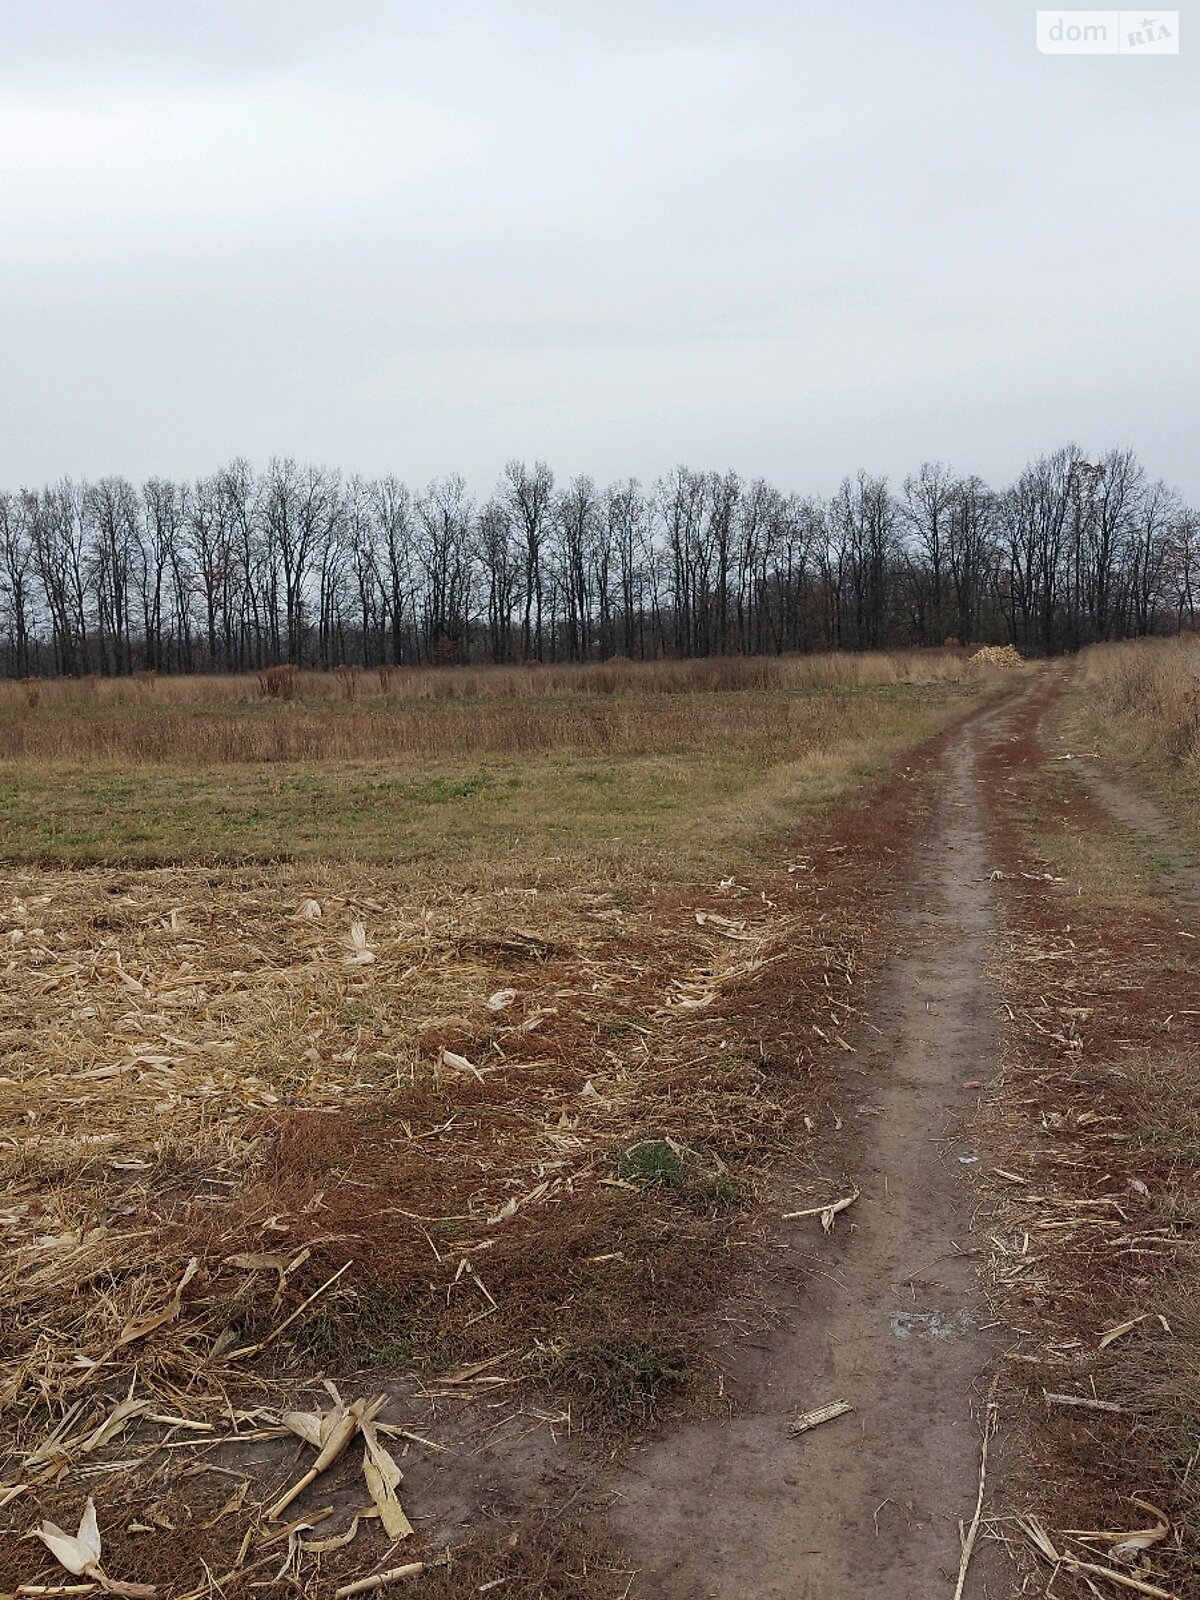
979,669,1200,1595
1066,635,1200,849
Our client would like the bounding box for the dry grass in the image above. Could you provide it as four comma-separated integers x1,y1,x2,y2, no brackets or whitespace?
975,671,1200,1595
1079,635,1200,758
0,650,978,768
5,647,976,710
0,670,1001,874
1106,1286,1200,1560
0,653,991,1597
1074,636,1200,818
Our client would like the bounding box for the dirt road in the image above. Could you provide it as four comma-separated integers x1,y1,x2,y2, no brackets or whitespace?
612,691,1029,1599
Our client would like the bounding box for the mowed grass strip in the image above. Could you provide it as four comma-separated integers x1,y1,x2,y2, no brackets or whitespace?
0,680,989,872
1014,756,1179,912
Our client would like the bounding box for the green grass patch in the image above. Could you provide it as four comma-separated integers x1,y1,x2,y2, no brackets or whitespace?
0,680,998,882
616,1140,745,1213
296,1286,415,1372
618,1140,687,1189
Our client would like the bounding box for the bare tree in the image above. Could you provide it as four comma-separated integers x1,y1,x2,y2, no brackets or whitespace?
0,492,36,677
829,472,897,648
605,479,650,658
217,459,267,669
140,478,189,671
476,497,519,664
658,467,710,657
554,475,600,660
901,462,955,643
1127,478,1179,636
945,476,996,644
1170,510,1199,632
30,482,91,674
504,459,554,662
416,475,475,662
86,477,139,674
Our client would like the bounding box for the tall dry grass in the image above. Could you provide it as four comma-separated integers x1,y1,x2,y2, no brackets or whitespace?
5,648,971,708
0,649,982,765
1079,635,1200,770
0,688,970,766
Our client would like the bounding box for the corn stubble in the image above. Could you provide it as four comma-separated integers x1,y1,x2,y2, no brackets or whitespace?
0,652,994,1596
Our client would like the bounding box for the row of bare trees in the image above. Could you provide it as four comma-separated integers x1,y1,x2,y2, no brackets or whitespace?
1,446,1196,677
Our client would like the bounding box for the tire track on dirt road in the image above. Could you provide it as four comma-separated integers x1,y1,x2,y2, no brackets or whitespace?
1069,756,1200,915
611,686,1038,1600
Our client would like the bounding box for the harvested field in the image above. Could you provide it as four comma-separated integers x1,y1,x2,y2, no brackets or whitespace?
973,664,1200,1596
0,650,1010,1599
12,641,1199,1600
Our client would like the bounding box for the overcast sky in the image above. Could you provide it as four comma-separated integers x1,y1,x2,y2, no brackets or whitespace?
1,1,1196,497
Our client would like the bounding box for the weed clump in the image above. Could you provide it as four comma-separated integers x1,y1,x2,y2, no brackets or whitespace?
545,1337,685,1424
298,1285,415,1371
618,1139,686,1189
617,1140,746,1215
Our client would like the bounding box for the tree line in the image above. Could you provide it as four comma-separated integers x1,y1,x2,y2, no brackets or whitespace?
0,445,1196,678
